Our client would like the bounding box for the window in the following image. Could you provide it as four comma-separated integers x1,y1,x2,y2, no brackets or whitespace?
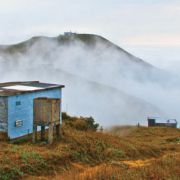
16,101,21,106
15,120,23,127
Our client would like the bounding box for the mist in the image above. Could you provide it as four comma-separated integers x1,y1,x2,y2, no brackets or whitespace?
0,34,179,127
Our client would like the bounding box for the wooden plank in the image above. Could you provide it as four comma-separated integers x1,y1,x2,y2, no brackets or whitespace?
32,125,37,143
48,123,54,144
56,124,61,140
41,125,45,141
33,98,61,144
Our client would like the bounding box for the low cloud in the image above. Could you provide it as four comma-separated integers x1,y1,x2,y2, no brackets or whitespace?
0,34,179,127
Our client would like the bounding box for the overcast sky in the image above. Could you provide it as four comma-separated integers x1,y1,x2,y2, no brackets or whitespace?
0,0,180,70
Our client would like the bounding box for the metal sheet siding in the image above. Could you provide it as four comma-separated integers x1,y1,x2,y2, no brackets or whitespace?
0,97,8,132
34,98,60,124
7,88,61,139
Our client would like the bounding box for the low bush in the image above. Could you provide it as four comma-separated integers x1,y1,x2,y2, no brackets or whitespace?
62,112,99,131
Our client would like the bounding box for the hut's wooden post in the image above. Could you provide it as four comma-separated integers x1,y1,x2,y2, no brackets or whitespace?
56,124,61,140
32,125,37,143
41,125,45,141
48,123,54,144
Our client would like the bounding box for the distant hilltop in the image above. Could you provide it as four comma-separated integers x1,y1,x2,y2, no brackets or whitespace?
0,33,176,126
64,32,77,36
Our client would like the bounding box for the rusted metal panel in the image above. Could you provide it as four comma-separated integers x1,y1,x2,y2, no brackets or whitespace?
34,98,60,125
52,99,60,123
33,97,61,144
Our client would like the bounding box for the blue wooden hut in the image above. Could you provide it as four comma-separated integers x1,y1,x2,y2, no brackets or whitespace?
0,81,64,139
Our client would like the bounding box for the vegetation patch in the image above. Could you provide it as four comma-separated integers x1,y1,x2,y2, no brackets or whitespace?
0,113,179,180
0,166,23,180
62,112,99,131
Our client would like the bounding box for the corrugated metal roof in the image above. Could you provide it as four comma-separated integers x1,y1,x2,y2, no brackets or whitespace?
2,85,44,91
0,81,64,96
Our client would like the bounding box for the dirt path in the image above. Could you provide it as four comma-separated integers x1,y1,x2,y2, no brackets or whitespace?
121,158,155,168
26,152,180,180
25,157,155,180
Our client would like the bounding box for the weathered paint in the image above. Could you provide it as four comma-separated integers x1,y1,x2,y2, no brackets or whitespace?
33,98,61,144
34,98,60,124
0,97,8,132
7,88,62,139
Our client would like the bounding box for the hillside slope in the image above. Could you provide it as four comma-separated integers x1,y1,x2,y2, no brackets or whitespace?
0,122,179,180
0,33,166,83
0,33,177,125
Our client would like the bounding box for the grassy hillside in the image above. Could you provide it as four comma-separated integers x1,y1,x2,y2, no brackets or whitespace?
0,114,179,180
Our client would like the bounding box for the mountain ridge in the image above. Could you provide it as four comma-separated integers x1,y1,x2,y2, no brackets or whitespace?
0,33,154,68
0,33,173,126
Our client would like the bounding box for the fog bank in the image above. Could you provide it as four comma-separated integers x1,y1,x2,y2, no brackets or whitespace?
0,34,179,127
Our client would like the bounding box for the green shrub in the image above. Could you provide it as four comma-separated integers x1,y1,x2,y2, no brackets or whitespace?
62,112,99,131
20,151,46,173
0,166,23,180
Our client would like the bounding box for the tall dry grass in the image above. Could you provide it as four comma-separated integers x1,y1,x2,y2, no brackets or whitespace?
67,153,180,180
0,119,179,180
